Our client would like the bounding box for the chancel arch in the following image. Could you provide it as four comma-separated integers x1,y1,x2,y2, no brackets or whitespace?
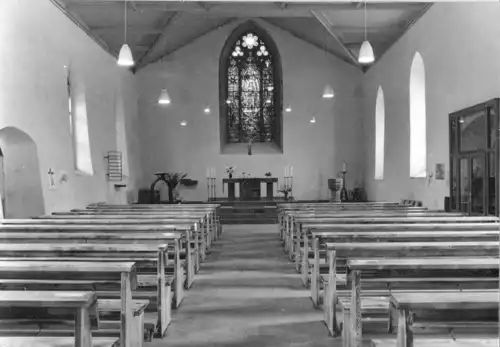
219,21,283,154
409,51,427,178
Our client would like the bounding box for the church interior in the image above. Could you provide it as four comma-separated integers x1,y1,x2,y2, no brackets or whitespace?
0,0,499,347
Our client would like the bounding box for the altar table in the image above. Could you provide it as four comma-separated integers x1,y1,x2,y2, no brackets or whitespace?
222,178,278,201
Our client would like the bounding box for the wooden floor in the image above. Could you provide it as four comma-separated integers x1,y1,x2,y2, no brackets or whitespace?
148,224,343,346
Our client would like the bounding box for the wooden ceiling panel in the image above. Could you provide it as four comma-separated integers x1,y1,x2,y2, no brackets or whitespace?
55,0,433,72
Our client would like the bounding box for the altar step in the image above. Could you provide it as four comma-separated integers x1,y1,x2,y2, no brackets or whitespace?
219,203,278,225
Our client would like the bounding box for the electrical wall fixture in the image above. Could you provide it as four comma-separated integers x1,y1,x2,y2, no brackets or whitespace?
158,88,171,105
285,104,292,112
322,84,335,99
180,120,187,127
204,106,211,114
310,117,316,124
117,0,134,67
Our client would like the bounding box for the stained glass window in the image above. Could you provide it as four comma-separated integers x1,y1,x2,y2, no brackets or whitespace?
225,32,277,143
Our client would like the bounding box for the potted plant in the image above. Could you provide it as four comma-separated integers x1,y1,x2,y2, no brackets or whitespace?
164,172,187,204
226,165,236,179
277,185,292,201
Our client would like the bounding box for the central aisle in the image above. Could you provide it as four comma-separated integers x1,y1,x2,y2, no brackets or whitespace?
150,224,337,347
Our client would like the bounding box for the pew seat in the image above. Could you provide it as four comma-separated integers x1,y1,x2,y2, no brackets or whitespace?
370,338,499,347
0,337,119,347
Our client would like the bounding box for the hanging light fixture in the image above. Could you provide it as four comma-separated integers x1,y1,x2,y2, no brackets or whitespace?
321,25,334,99
117,0,134,67
158,88,171,105
358,1,375,64
322,84,335,99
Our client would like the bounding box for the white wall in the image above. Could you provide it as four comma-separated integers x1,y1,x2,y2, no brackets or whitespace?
361,2,500,208
0,0,141,213
138,19,363,201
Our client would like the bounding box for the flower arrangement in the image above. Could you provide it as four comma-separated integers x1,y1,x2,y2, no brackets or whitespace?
277,185,292,200
226,165,236,178
265,172,272,177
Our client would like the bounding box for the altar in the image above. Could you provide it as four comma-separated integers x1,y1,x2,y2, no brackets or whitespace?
222,177,278,201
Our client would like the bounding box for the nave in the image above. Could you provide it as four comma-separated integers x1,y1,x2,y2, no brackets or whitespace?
154,224,332,347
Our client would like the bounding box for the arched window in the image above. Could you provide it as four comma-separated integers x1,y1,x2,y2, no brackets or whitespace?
219,21,283,152
409,52,426,178
67,69,93,176
374,86,385,180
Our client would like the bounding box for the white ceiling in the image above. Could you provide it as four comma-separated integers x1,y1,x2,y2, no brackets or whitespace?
53,0,432,72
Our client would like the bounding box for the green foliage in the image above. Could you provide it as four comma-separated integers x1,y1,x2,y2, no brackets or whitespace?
164,172,187,189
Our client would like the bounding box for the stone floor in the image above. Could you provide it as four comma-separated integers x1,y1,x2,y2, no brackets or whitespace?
148,224,339,347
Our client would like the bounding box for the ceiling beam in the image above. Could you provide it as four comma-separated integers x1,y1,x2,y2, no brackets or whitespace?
367,3,432,72
135,11,182,69
136,18,237,71
49,0,118,57
311,10,362,70
262,18,359,70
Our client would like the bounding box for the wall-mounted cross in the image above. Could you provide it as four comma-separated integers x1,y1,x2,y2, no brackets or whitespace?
48,168,55,186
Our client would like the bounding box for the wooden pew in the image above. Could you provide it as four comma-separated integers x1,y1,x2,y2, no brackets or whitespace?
388,291,499,347
322,243,499,338
0,261,138,347
301,222,500,288
341,257,499,347
81,205,221,240
0,230,190,307
306,229,499,304
0,337,120,347
288,215,498,257
45,212,215,250
0,243,173,338
0,290,105,347
2,218,205,266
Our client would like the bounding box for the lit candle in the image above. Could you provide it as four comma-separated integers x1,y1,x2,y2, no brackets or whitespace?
284,166,287,177
213,167,216,177
290,166,293,177
206,167,209,178
343,162,347,172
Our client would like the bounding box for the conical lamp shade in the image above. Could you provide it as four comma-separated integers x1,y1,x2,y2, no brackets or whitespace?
322,84,334,99
118,44,134,67
358,40,375,64
158,88,171,105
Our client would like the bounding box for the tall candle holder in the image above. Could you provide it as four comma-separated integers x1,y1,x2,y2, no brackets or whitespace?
206,167,217,202
340,169,348,202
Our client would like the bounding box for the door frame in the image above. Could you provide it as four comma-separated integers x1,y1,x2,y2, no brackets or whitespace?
449,98,499,216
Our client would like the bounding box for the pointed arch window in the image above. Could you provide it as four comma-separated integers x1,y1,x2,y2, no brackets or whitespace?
409,52,427,178
374,86,385,180
220,22,283,153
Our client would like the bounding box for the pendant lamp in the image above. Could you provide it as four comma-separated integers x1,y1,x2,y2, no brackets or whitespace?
158,88,171,105
358,1,374,64
118,0,134,67
322,84,335,99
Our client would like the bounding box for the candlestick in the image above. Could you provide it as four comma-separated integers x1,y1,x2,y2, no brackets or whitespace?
343,162,347,172
290,166,293,177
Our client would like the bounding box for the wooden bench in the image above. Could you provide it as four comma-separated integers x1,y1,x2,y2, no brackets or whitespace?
288,215,498,258
0,291,101,347
0,336,120,347
306,229,500,300
342,257,499,347
41,213,213,254
322,244,499,337
0,261,138,347
389,291,499,347
0,230,190,307
370,338,499,347
0,243,174,338
63,209,217,244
